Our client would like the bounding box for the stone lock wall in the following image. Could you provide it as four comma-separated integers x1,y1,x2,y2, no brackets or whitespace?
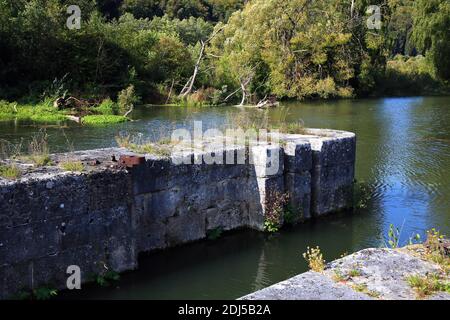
0,129,355,298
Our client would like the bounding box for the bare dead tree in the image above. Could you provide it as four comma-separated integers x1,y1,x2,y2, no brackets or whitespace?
351,0,355,18
123,104,134,118
238,75,254,106
166,79,175,104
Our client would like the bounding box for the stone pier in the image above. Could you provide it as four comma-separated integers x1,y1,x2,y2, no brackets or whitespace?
0,129,356,299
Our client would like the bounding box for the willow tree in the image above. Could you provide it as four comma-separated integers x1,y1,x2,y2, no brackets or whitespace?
209,0,379,101
412,0,450,81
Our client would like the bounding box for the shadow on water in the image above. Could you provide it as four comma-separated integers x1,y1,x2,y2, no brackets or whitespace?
59,208,378,300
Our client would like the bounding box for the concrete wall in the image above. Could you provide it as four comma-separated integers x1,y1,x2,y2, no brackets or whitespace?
0,129,355,298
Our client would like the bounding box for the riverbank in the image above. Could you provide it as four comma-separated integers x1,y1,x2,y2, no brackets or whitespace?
0,100,128,125
241,245,450,300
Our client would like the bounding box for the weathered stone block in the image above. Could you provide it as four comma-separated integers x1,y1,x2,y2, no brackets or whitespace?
106,236,137,272
312,163,355,189
310,161,355,216
244,175,285,230
285,172,312,220
256,175,284,197
131,158,172,194
206,202,248,231
133,194,168,251
0,225,34,266
137,220,167,252
240,271,372,300
284,141,312,173
311,183,354,216
251,145,284,177
166,210,206,247
310,135,356,168
0,261,31,299
145,189,185,220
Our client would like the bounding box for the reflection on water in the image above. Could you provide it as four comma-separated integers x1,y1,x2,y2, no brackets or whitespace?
1,96,449,299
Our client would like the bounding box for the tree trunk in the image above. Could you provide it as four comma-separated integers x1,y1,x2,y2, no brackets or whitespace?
351,0,355,18
179,26,224,98
166,79,175,104
123,104,134,118
239,81,247,106
180,41,206,98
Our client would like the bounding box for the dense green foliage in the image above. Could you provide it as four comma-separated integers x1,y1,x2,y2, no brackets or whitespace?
0,0,448,110
411,0,450,81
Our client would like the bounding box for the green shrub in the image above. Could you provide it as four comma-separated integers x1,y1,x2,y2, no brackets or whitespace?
381,55,450,96
118,85,140,115
95,98,119,115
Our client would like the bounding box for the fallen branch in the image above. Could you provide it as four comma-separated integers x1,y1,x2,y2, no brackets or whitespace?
256,96,279,108
66,115,81,123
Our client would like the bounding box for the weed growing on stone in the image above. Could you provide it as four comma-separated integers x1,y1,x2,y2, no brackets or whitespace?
33,287,58,300
27,129,52,166
29,155,52,166
95,270,120,287
424,229,449,274
134,143,172,157
12,286,58,300
283,204,299,226
348,269,362,277
115,133,132,149
60,161,84,172
207,227,223,241
0,164,21,179
115,133,173,157
303,246,325,272
263,191,289,233
272,122,306,135
332,270,346,282
426,229,446,255
406,273,449,298
350,283,380,298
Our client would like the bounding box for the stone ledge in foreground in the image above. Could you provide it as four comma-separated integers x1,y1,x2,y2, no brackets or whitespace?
240,248,450,300
240,271,372,300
